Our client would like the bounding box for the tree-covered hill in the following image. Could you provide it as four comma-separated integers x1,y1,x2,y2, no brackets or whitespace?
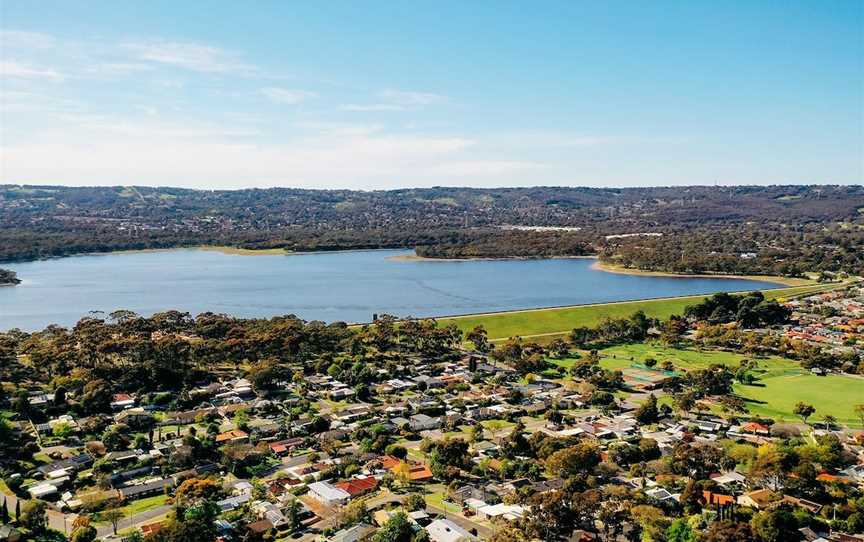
1,184,862,276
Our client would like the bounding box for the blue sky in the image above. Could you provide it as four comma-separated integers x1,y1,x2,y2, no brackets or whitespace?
1,1,861,189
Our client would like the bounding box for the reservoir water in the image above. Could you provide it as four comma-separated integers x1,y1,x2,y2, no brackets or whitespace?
0,248,784,331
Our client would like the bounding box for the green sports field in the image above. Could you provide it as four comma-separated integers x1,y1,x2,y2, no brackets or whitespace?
734,374,864,426
578,342,863,427
595,343,800,379
439,283,839,342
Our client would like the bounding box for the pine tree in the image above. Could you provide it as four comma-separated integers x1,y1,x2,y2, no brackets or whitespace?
0,496,8,523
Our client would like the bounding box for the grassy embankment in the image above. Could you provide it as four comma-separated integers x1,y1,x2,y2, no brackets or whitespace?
438,282,843,343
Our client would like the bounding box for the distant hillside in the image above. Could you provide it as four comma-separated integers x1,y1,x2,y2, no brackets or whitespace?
1,184,862,276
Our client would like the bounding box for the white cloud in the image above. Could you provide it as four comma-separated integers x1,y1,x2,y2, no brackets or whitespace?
0,119,485,189
87,62,155,76
260,87,316,105
425,160,546,177
293,121,384,137
134,106,159,117
56,115,261,139
339,103,408,112
340,89,447,113
0,91,85,115
0,30,56,49
152,79,186,89
0,60,64,81
379,89,446,106
122,40,255,74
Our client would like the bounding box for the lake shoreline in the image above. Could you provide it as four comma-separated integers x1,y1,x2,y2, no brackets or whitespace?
382,281,842,325
388,251,807,287
386,253,597,262
8,245,408,262
590,261,811,287
3,247,823,331
0,245,815,288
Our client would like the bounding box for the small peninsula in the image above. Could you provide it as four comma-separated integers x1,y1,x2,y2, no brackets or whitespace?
0,268,21,285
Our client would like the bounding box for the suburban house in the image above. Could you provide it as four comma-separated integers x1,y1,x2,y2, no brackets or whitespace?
307,481,352,507
426,518,477,542
335,476,379,498
737,489,777,509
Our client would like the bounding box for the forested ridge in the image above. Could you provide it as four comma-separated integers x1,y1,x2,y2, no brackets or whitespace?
2,184,862,276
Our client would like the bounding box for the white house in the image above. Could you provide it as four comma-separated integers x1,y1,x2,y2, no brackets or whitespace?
28,483,58,499
307,481,351,507
476,503,525,521
426,518,476,542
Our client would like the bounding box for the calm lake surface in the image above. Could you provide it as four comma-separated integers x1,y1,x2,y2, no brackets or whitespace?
0,248,784,331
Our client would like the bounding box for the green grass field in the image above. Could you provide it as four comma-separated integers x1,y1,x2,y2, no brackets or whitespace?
424,488,462,514
734,374,864,426
565,342,864,427
595,343,800,379
92,494,170,524
434,280,858,425
438,283,840,341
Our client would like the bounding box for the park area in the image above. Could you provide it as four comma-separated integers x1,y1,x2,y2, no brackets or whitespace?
552,342,864,427
438,283,839,342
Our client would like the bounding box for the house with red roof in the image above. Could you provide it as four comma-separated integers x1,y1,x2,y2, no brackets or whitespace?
702,490,735,507
376,455,434,482
215,429,249,444
335,476,379,497
741,422,770,435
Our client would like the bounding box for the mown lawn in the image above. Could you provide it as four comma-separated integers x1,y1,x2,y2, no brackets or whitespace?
441,425,474,440
92,494,170,524
735,374,864,427
480,419,516,432
424,489,461,514
595,343,800,378
554,342,864,427
438,283,839,341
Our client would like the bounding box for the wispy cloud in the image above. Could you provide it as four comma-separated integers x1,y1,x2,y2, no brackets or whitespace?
339,103,408,112
86,62,155,76
0,91,85,115
426,159,546,177
340,89,447,113
293,121,384,137
1,128,481,189
58,114,261,139
0,30,56,49
259,87,316,105
489,132,684,149
0,60,64,81
122,40,255,74
379,89,446,106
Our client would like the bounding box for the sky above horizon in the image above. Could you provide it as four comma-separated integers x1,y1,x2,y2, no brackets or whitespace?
1,1,862,190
